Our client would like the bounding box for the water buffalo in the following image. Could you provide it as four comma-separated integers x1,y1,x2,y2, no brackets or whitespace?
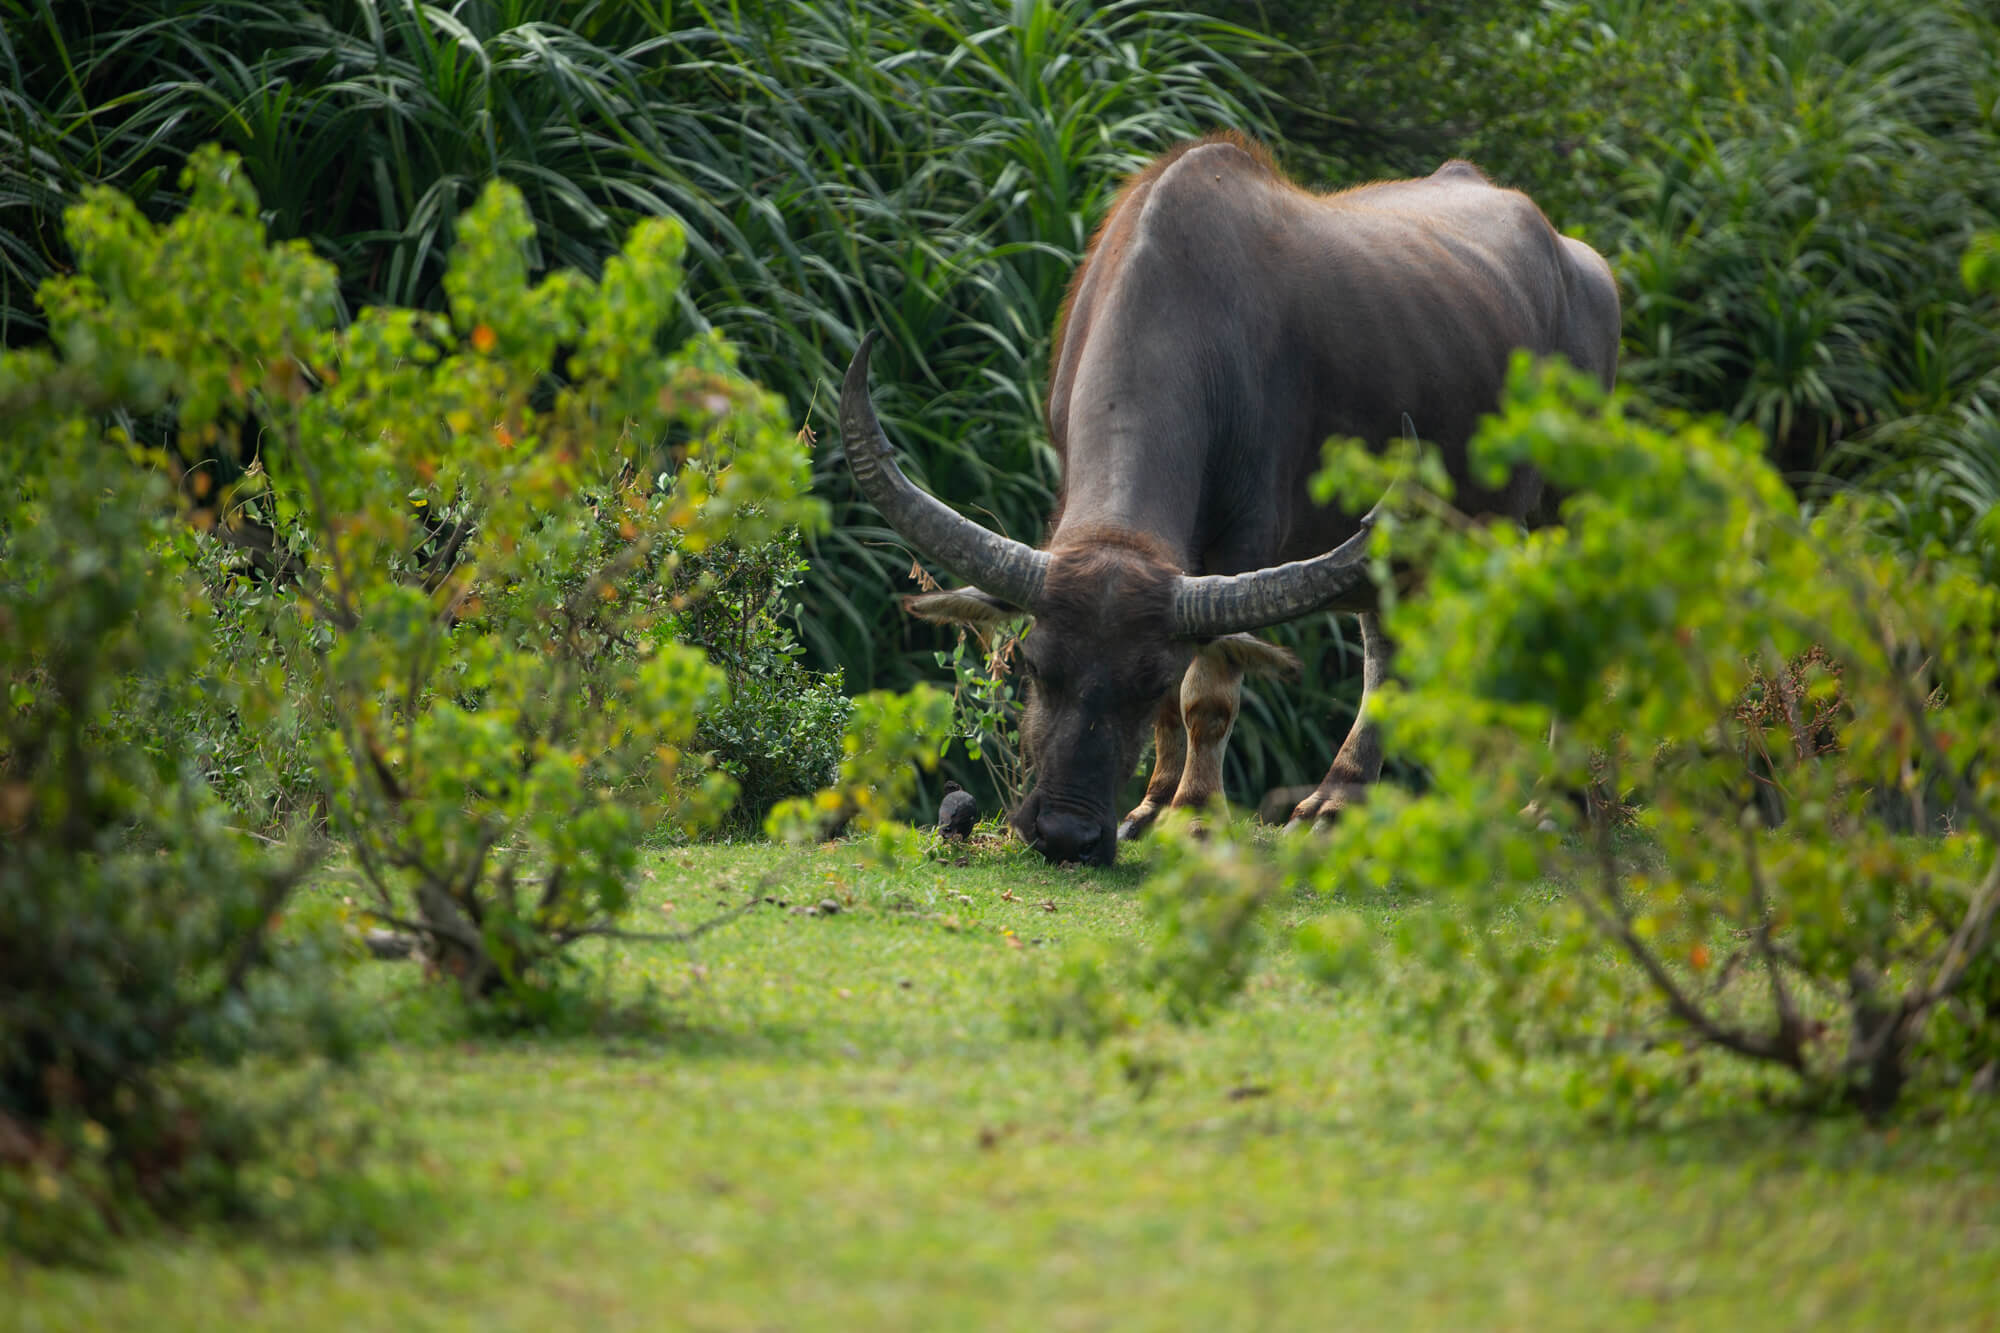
840,133,1619,864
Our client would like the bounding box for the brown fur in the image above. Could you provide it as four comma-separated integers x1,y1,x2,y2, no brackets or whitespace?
1033,523,1183,618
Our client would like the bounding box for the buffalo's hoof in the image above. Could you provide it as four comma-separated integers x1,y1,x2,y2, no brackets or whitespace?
1285,783,1371,831
1117,806,1160,842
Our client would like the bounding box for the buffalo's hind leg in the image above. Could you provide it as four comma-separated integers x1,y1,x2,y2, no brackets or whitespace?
1123,636,1294,841
1290,612,1390,830
1168,649,1243,818
1118,691,1188,842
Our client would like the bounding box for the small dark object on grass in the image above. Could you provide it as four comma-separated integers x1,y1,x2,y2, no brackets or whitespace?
939,780,978,841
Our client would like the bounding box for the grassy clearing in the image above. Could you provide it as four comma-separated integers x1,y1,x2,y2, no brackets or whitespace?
9,836,1999,1331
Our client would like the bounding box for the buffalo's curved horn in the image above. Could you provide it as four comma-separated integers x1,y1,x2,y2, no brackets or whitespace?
1168,503,1382,636
840,331,1049,609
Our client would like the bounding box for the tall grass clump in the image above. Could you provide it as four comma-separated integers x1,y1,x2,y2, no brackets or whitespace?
1608,0,2000,477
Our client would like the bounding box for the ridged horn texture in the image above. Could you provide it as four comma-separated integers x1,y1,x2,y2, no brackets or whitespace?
1169,505,1382,636
840,331,1050,609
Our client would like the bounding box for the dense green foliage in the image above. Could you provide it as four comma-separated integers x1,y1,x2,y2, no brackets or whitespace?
17,0,1990,809
1290,361,1999,1115
0,157,356,1262
95,147,821,1005
0,145,943,1255
666,530,853,832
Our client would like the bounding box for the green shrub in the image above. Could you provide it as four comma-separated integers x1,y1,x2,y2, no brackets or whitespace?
1852,234,2000,587
0,173,353,1258
931,615,1032,816
1607,0,2000,475
767,685,956,846
168,527,340,831
1293,357,2000,1118
24,143,839,1023
663,529,852,833
271,175,816,1006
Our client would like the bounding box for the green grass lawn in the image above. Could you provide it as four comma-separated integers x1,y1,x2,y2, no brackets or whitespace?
9,836,1999,1331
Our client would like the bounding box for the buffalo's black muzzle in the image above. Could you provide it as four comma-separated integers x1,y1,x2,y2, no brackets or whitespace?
1013,793,1116,867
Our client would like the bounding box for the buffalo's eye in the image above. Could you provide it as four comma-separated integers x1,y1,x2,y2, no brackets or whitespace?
1018,651,1065,692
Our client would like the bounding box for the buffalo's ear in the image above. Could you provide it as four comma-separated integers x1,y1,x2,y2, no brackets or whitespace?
902,587,1025,628
1197,633,1300,681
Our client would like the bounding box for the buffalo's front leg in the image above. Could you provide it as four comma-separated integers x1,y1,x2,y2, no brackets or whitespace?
1118,691,1187,841
1290,612,1390,829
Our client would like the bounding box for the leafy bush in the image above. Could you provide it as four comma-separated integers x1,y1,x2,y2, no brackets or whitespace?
768,685,956,847
30,144,830,1020
664,529,852,833
281,179,816,1004
166,528,340,831
695,663,852,836
1853,235,2000,586
0,163,353,1260
1294,357,2000,1118
929,610,1031,816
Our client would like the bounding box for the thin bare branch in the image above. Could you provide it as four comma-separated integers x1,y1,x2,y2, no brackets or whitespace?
1740,816,1805,1063
1918,851,2000,1010
556,895,761,946
1584,804,1799,1069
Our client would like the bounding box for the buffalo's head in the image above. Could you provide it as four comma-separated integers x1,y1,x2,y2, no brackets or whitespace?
840,333,1373,865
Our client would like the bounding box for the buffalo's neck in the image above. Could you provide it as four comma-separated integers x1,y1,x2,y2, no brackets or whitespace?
1051,343,1307,576
1046,314,1252,573
1048,439,1205,571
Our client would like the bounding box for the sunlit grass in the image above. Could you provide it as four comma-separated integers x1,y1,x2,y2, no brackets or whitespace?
11,836,1998,1331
